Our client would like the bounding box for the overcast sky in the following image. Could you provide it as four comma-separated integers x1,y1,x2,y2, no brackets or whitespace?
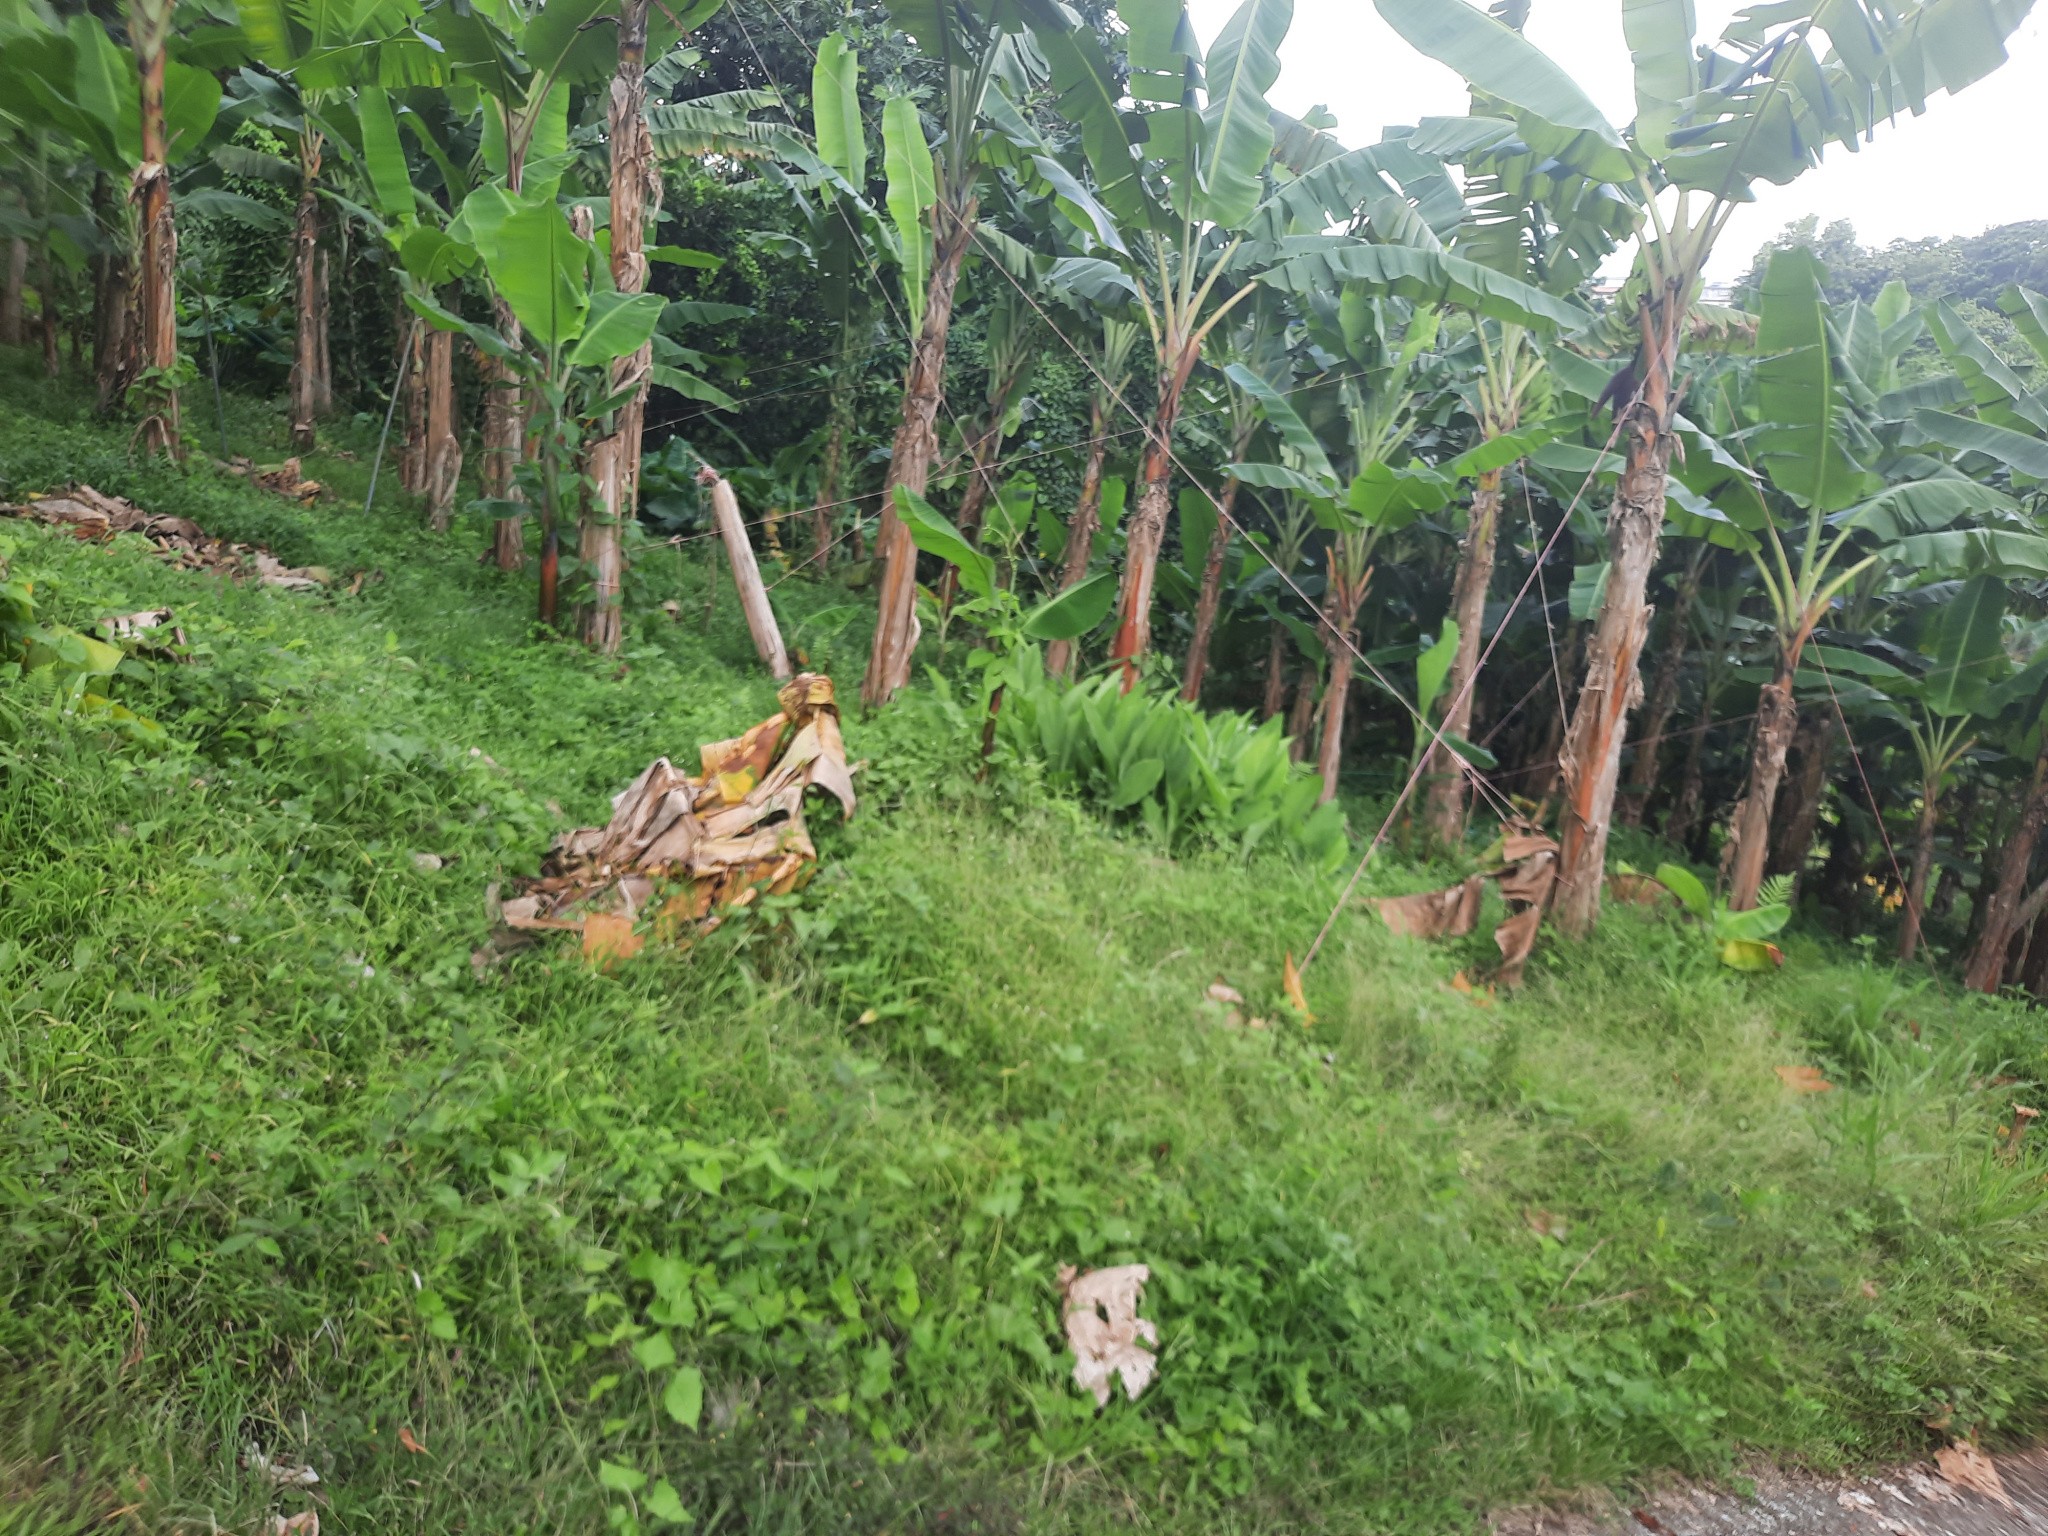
1184,0,2048,279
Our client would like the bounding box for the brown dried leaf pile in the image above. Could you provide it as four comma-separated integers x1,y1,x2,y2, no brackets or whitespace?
498,674,854,957
1371,826,1558,987
1,484,331,588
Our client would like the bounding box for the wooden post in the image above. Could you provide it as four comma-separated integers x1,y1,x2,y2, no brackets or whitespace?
699,466,791,680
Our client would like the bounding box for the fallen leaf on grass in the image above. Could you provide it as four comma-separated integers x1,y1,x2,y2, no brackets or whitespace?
582,912,644,970
1493,906,1543,989
1774,1064,1832,1093
1059,1264,1157,1408
1282,952,1314,1025
1606,871,1678,908
268,1514,319,1536
1206,978,1245,1006
1935,1442,2012,1508
1373,876,1483,939
1523,1207,1567,1242
397,1426,428,1455
1448,971,1494,1007
245,1444,319,1487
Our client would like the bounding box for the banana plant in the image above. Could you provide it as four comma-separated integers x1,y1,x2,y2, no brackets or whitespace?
1042,313,1140,680
860,0,1105,706
1376,0,2036,934
1894,576,2010,962
1711,250,2035,910
0,1,225,442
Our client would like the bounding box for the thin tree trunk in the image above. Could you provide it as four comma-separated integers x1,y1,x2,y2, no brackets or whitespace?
37,251,59,379
312,247,332,415
1767,711,1837,881
1315,563,1370,804
1260,623,1289,722
1286,663,1318,763
1554,298,1679,933
936,410,1006,611
810,399,847,562
1618,553,1702,829
130,2,181,459
1044,397,1110,681
1423,466,1504,846
863,194,978,707
1725,675,1799,910
701,467,791,679
1110,351,1198,686
1664,688,1712,849
422,313,460,530
580,0,655,654
484,298,526,569
0,237,25,346
289,130,324,452
399,317,428,493
1180,476,1240,703
91,174,134,414
1898,786,1940,962
2022,902,2048,999
1530,624,1583,803
1966,742,2048,991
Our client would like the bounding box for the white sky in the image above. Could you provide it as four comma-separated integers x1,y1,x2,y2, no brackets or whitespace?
1186,0,2048,280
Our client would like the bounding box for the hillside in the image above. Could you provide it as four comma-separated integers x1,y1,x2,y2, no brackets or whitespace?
5,364,2047,1535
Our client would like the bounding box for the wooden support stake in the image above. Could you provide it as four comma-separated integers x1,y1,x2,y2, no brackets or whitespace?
698,466,791,680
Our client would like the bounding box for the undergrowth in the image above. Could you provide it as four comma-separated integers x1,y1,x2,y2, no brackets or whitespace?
4,358,2048,1535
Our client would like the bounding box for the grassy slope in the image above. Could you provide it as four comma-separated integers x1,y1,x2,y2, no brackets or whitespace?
3,359,2047,1535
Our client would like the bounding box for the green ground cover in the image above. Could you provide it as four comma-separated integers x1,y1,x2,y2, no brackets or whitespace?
4,363,2047,1534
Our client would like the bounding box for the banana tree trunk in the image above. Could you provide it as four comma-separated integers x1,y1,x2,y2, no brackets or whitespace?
809,386,849,563
1965,742,2048,991
1287,662,1318,761
1618,556,1702,829
289,130,324,453
1180,476,1240,703
1260,622,1288,721
863,194,978,708
1423,466,1504,847
1767,711,1836,880
1044,397,1110,681
1725,675,1799,911
1110,350,1198,687
1554,298,1678,934
422,311,460,529
1,237,24,345
936,410,1005,611
312,247,332,414
91,174,134,414
130,9,181,459
1315,568,1369,805
37,251,59,378
1898,786,1941,962
484,298,526,569
580,0,655,655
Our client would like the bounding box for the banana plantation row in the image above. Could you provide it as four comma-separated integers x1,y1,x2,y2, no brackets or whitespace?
4,0,2047,985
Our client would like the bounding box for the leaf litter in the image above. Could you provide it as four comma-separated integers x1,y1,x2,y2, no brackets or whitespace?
1059,1263,1158,1408
1369,823,1558,988
2,484,332,588
495,674,855,962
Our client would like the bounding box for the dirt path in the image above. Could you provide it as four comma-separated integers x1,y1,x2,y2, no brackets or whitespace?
1493,1447,2048,1535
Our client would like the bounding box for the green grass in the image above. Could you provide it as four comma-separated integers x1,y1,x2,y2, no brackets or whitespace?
4,357,2048,1535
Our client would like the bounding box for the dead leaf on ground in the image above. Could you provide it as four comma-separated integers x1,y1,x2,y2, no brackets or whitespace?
1373,876,1482,939
1448,971,1494,1007
1607,871,1678,909
1206,978,1245,1007
245,1443,319,1488
268,1514,319,1536
496,675,855,958
1523,1207,1567,1242
397,1426,428,1456
1282,951,1314,1025
1493,906,1543,989
1774,1064,1833,1093
2,483,329,589
1059,1263,1158,1408
1997,1104,2040,1162
1935,1442,2012,1508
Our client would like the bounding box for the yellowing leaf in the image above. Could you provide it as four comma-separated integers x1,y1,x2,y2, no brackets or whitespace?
1283,952,1314,1025
716,767,757,803
582,912,644,970
1774,1064,1832,1094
